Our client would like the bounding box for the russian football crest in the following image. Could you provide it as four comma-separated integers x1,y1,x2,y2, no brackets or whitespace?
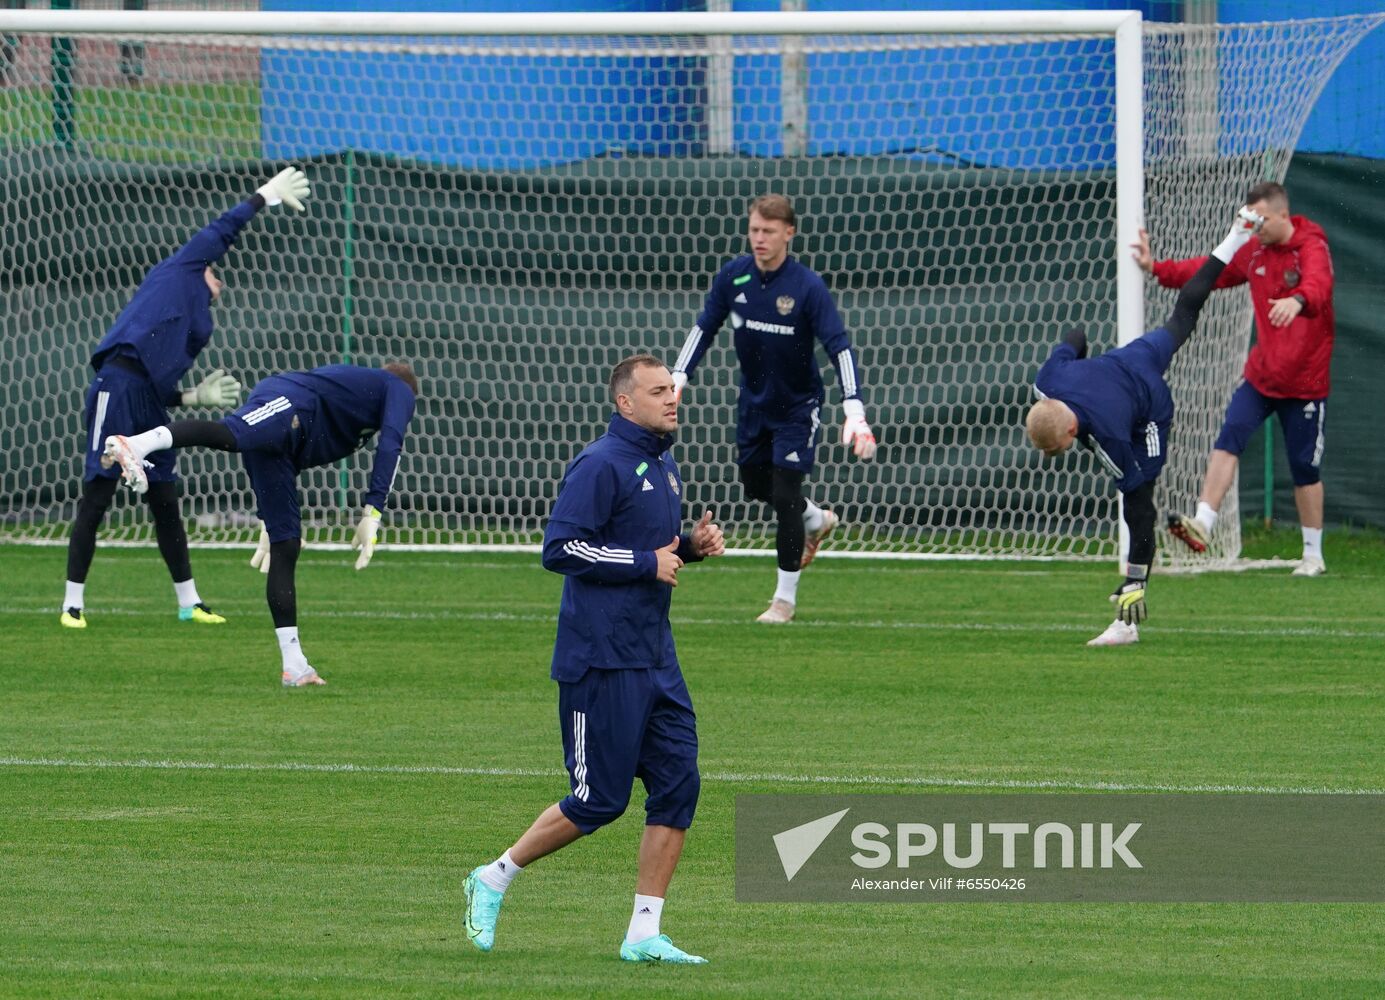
1284,268,1300,288
776,295,795,315
667,471,680,495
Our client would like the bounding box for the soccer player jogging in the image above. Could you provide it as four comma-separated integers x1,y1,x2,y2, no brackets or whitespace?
671,194,875,624
1134,183,1335,576
101,363,418,687
60,167,311,629
462,355,725,964
1025,207,1263,647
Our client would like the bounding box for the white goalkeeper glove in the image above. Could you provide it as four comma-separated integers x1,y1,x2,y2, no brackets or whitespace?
841,398,877,460
672,370,688,403
181,369,241,408
251,521,304,573
255,167,310,212
352,505,382,570
250,521,272,573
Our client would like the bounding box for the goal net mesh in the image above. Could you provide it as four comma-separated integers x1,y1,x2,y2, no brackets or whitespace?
1,15,1378,561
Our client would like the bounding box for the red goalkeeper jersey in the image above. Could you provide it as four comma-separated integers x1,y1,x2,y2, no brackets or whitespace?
1150,216,1335,398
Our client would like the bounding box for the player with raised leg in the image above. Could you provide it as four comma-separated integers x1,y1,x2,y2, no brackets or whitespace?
60,167,310,630
1025,206,1262,646
101,362,418,686
671,194,874,624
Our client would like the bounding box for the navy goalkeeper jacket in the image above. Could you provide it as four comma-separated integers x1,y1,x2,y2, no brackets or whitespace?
542,413,703,683
256,365,417,512
91,199,260,402
674,254,862,420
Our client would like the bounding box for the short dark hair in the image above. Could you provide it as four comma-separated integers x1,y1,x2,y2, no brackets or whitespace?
749,193,796,228
1245,181,1289,212
608,353,666,402
383,362,420,396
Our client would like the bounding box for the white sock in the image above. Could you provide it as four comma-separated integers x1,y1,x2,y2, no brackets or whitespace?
1195,501,1219,534
276,626,304,667
173,578,201,609
801,498,825,534
773,569,800,606
625,893,664,944
1302,527,1323,560
64,580,85,611
126,425,172,458
1212,219,1253,263
477,849,523,893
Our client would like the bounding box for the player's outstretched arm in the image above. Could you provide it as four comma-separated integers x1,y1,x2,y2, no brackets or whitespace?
670,326,707,404
672,263,737,401
175,167,312,268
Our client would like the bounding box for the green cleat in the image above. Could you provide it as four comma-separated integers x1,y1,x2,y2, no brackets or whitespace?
60,607,87,629
462,866,504,952
620,934,708,964
178,602,226,624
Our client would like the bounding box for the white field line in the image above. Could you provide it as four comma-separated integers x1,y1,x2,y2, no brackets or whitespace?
7,603,1384,640
7,538,1092,562
0,755,1377,796
8,539,1298,572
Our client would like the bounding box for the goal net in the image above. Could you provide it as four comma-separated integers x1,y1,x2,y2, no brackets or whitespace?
1,11,1378,562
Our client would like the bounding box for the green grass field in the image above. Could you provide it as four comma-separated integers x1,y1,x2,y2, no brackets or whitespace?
0,83,259,163
3,537,1383,998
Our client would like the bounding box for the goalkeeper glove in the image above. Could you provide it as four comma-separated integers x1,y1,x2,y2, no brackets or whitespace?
672,370,688,403
351,505,382,570
181,369,242,408
841,398,877,460
250,521,271,573
255,167,310,212
1109,577,1147,625
251,521,303,573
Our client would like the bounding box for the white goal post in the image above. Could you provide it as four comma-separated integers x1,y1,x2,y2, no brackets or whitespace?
0,9,1375,564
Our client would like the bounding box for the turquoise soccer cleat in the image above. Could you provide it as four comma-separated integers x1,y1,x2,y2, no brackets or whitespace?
462,866,504,952
619,934,708,964
178,602,227,624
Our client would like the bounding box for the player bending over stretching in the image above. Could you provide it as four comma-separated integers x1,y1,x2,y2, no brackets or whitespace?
101,363,418,686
